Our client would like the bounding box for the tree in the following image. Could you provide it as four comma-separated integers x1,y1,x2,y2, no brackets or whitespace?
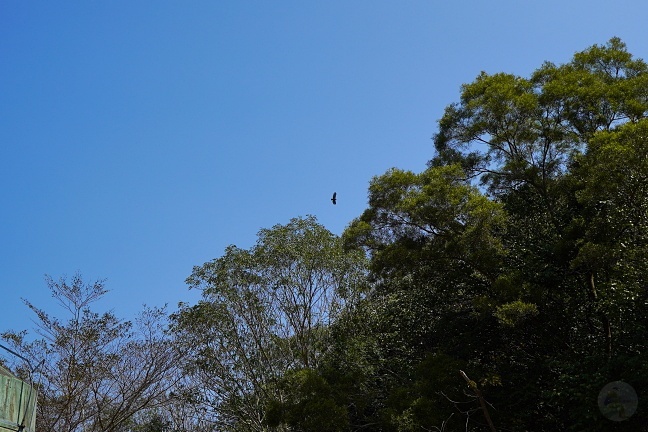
1,274,180,432
433,39,648,429
338,164,507,431
264,368,349,432
433,37,648,197
170,216,367,431
323,38,648,431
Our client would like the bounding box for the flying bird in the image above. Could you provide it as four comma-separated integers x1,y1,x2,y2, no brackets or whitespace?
331,192,337,205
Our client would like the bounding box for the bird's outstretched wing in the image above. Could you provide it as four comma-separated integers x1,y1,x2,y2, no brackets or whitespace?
331,192,337,205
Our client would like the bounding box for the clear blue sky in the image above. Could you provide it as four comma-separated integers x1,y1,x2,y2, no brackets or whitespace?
2,1,647,339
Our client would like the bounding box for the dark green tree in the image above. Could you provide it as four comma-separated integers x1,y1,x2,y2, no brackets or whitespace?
425,37,648,430
265,368,349,432
334,163,508,431
320,38,648,431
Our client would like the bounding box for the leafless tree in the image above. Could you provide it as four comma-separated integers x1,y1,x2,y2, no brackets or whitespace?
1,274,181,432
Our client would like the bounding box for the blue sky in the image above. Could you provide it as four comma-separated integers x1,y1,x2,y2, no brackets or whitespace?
2,1,647,340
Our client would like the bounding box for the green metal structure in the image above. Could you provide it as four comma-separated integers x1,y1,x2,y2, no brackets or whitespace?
0,363,37,432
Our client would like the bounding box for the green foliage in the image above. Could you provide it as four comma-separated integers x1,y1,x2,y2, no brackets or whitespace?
329,38,648,431
338,162,513,430
570,119,648,358
433,37,648,196
493,300,539,326
265,369,349,432
171,216,367,431
130,412,171,432
344,163,506,282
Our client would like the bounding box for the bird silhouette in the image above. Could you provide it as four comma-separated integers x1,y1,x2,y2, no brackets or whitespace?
331,192,337,205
